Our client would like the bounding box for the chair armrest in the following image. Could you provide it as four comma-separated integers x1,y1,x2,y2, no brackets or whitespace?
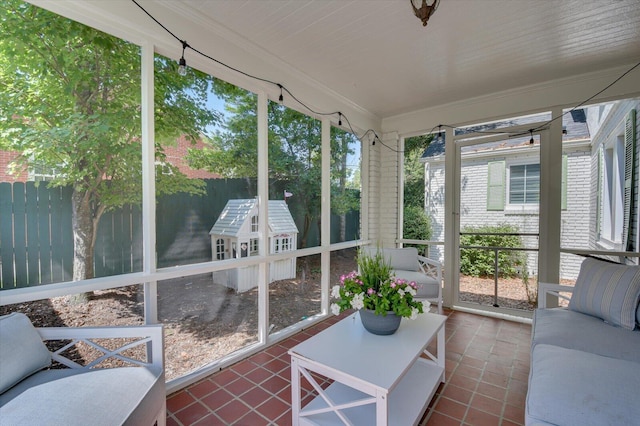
36,324,164,371
417,255,442,281
538,283,575,309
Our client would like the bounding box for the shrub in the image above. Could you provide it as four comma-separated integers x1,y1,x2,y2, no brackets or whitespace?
403,206,432,255
459,223,526,278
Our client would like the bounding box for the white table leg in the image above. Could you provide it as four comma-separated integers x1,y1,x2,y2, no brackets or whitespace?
437,325,445,382
291,357,301,425
375,390,388,426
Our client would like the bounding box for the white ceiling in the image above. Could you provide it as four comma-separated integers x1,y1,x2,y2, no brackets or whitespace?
170,0,640,119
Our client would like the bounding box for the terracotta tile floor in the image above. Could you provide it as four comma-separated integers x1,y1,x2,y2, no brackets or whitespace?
166,309,531,425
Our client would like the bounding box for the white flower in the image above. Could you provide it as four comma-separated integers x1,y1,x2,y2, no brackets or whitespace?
410,307,419,320
331,285,341,299
422,300,431,311
330,303,341,316
350,292,365,310
406,287,417,296
398,288,405,297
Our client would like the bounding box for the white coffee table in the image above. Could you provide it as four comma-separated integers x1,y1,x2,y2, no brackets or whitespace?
289,311,446,425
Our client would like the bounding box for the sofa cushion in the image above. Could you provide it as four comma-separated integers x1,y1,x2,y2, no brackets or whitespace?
0,313,51,394
526,344,640,426
0,367,164,426
532,308,640,363
568,257,640,330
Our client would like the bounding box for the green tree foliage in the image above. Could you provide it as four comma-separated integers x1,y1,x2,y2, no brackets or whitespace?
459,223,527,278
403,135,433,251
403,134,432,209
186,82,360,247
403,205,432,242
0,1,219,284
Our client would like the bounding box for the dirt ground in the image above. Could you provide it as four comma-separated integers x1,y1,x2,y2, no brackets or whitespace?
1,249,539,381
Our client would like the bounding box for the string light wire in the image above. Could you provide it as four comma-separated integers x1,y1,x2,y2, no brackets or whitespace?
130,0,639,150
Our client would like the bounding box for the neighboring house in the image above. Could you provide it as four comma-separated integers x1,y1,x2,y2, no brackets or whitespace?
0,136,219,182
209,199,299,292
421,105,639,280
586,100,639,261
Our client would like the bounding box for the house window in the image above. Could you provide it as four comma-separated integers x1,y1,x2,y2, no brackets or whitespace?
250,238,259,256
216,239,225,260
251,215,258,232
28,159,57,182
487,159,567,211
509,163,540,205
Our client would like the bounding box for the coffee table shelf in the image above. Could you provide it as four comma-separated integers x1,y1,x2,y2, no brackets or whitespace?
289,311,446,426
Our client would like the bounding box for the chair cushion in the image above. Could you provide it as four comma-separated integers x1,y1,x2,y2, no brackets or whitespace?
0,313,51,394
0,367,164,426
568,257,640,330
394,270,440,298
526,344,640,426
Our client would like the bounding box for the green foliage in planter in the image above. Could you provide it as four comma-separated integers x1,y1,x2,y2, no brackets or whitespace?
459,223,527,278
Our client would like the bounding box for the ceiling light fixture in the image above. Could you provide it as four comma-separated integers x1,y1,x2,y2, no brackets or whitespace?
411,0,440,27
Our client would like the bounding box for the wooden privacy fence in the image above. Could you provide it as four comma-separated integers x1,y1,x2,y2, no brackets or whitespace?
0,180,360,290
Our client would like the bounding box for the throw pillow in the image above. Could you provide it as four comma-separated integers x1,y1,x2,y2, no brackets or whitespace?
568,258,640,330
0,312,52,393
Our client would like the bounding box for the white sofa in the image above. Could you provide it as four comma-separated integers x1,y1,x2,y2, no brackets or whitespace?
0,312,166,426
526,258,640,426
363,246,443,314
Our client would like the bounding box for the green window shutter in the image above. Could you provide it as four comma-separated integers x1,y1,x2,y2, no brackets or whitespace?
561,155,568,210
487,160,505,211
622,109,636,251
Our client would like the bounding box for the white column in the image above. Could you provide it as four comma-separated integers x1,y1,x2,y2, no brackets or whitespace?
539,109,563,286
443,127,456,309
141,42,158,324
379,131,400,247
321,119,331,314
257,91,269,343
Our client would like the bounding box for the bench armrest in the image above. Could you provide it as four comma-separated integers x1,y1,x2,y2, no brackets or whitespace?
36,324,164,371
538,283,575,309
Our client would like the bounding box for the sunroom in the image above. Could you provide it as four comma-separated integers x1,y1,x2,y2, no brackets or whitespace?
1,1,639,425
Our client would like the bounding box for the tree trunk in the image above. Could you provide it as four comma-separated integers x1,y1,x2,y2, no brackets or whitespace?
69,188,98,304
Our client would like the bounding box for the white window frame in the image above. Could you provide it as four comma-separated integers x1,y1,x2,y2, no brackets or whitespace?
505,159,540,212
598,122,626,247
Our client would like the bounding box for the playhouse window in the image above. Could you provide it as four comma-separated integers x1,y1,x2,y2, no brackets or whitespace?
216,239,225,260
251,215,258,232
250,238,258,256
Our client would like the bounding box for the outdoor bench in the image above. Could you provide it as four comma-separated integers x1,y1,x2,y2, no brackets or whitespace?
0,312,165,426
526,257,640,425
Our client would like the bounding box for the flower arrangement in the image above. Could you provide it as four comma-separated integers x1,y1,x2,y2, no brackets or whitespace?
330,249,429,319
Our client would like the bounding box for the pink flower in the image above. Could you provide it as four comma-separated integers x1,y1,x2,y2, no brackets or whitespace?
390,282,396,288
367,288,375,295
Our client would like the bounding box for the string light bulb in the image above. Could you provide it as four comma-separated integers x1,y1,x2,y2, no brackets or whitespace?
437,125,443,142
178,40,189,76
278,84,284,102
529,129,534,145
338,112,342,126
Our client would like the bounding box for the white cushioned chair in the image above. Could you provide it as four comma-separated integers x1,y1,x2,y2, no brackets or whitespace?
0,312,165,426
363,246,443,314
